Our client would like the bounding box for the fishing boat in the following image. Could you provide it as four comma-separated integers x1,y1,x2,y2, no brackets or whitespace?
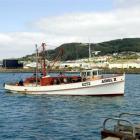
4,43,125,95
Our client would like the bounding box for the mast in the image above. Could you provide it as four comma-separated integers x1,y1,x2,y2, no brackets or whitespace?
35,44,38,86
41,43,47,76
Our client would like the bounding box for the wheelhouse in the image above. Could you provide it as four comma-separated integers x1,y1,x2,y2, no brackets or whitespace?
80,69,103,79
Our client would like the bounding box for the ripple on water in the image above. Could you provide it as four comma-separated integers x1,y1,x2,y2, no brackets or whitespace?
0,74,140,139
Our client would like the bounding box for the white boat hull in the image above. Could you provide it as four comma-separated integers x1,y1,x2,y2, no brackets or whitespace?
4,75,125,96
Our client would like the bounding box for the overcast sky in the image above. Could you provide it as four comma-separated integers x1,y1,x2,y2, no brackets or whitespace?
0,0,140,59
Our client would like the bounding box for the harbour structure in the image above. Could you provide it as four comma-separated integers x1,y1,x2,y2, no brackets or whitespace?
101,113,140,140
3,59,23,69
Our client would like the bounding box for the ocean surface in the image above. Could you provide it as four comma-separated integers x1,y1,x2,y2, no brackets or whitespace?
0,73,140,140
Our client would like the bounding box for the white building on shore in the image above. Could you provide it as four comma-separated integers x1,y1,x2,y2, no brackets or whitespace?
109,62,140,69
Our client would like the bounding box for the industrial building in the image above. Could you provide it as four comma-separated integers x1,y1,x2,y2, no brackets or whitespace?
3,59,23,69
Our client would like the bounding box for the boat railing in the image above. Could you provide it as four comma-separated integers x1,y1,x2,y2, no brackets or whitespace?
119,112,140,118
118,112,140,127
101,73,124,79
102,117,136,138
6,82,18,86
117,112,140,135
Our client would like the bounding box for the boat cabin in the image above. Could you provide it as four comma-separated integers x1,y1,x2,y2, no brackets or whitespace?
80,69,103,80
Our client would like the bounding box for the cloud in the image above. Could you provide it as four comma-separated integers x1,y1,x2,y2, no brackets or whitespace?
34,8,140,42
0,32,46,59
115,0,140,9
0,1,140,60
0,34,13,45
0,32,81,59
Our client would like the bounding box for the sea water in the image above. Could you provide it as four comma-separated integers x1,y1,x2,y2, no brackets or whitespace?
0,73,140,140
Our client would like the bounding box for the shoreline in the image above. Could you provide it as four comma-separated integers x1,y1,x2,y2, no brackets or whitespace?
0,68,140,74
0,68,34,73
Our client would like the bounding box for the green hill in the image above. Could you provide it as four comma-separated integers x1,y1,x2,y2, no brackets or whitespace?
21,38,140,61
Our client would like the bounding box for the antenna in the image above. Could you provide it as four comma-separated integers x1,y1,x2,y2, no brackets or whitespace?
89,42,91,59
88,38,91,61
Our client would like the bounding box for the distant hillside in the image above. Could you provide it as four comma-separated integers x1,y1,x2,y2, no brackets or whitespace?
97,38,140,54
21,38,140,61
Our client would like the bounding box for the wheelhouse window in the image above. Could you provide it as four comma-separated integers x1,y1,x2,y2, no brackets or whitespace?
98,70,102,75
87,72,91,76
92,71,97,76
81,72,86,77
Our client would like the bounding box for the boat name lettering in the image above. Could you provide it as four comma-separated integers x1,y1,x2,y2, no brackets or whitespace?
102,79,112,83
82,82,91,86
